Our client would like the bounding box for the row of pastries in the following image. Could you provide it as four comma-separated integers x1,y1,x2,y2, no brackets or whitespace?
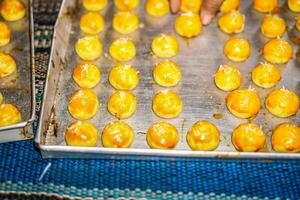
65,0,300,153
0,0,26,127
214,0,300,153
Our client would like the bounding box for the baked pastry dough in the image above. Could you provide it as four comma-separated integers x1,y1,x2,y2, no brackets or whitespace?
75,35,103,61
113,11,139,34
224,37,250,62
65,121,98,147
0,53,17,78
251,62,281,89
109,38,136,61
253,0,278,13
174,12,202,38
0,0,25,21
288,0,300,12
109,63,139,90
108,91,137,119
73,62,101,88
263,38,293,64
152,90,183,119
0,22,11,47
232,123,266,152
265,88,299,118
68,89,99,120
220,0,240,13
218,10,245,34
272,123,300,153
145,0,169,17
153,60,181,87
214,64,242,92
82,0,108,11
151,34,179,58
187,120,220,151
114,0,140,10
0,104,21,127
80,12,105,34
147,121,179,149
261,15,286,38
180,0,202,12
102,121,134,148
226,88,261,119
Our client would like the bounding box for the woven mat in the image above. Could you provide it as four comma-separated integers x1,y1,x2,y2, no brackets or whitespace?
0,0,300,199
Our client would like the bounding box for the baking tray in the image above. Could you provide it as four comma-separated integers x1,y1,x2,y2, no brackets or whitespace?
0,0,35,143
36,0,300,159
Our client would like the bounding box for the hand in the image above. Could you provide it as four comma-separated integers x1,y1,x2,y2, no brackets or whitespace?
169,0,223,25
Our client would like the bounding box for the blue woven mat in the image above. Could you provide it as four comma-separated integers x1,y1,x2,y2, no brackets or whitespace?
0,0,300,199
1,140,300,199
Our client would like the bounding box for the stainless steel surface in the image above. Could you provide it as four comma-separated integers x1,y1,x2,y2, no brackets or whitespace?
36,0,300,159
0,0,35,136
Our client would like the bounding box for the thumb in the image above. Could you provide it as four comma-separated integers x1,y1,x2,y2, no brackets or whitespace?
201,0,223,25
169,0,181,14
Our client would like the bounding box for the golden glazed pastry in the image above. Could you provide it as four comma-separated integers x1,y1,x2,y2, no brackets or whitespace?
224,37,250,62
232,123,266,152
251,62,281,89
82,0,108,11
75,35,103,61
68,89,99,120
112,11,139,34
265,88,299,118
109,63,139,90
226,88,261,119
0,0,25,22
214,64,242,92
153,60,181,87
220,0,240,13
260,15,286,38
102,121,135,148
0,53,17,78
114,0,140,10
263,38,293,64
0,22,11,47
180,0,202,12
65,121,98,147
218,10,245,34
288,0,300,12
145,0,169,17
174,12,202,38
253,0,278,13
0,104,21,127
187,120,220,151
80,12,105,34
297,17,300,31
152,90,183,119
109,38,136,61
72,62,101,88
147,121,179,149
272,123,300,153
107,91,137,119
151,34,179,58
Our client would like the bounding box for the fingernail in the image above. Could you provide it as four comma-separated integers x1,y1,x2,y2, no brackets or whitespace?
202,15,212,25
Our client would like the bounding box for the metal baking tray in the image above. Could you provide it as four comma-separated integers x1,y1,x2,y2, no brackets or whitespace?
0,0,35,143
36,0,300,159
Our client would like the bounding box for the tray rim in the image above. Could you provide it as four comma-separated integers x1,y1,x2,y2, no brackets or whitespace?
35,0,300,160
0,0,36,132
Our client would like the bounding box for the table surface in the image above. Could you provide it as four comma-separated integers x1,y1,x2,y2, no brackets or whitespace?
0,0,300,199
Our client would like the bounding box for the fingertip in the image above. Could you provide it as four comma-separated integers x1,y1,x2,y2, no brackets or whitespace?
170,0,180,14
201,12,213,25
